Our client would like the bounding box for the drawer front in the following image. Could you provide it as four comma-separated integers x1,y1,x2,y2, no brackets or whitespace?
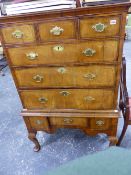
28,116,49,130
20,89,114,110
89,117,118,130
14,65,116,88
80,16,120,38
39,19,76,41
8,40,118,66
1,25,35,44
50,117,87,127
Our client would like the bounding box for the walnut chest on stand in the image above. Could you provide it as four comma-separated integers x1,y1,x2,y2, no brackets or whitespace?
0,1,131,151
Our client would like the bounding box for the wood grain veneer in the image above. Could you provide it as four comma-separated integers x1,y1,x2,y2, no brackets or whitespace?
0,1,131,151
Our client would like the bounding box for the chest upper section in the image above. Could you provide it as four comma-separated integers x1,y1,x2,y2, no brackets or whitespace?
1,15,121,45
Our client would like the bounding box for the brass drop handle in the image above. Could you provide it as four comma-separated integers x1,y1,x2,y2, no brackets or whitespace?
96,120,105,126
50,26,64,35
60,91,70,96
36,120,43,125
92,23,107,32
26,52,38,60
33,75,43,83
53,45,64,52
57,67,66,74
12,30,24,39
84,96,95,102
38,97,48,104
63,118,73,124
83,73,96,80
83,48,96,57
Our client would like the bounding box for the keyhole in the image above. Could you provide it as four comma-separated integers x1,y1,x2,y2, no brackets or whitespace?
53,45,64,52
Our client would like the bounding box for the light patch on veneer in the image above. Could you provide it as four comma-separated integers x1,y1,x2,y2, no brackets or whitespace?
110,20,117,25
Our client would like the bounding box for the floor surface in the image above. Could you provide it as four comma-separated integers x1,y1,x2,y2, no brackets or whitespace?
0,41,131,175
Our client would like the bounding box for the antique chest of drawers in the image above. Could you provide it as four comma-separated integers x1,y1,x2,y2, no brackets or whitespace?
0,1,131,151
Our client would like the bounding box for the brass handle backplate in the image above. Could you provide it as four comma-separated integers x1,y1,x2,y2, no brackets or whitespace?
50,26,64,35
83,73,96,80
33,75,43,83
12,30,24,39
26,52,38,60
60,91,70,96
92,23,107,32
53,45,64,52
63,118,73,124
38,97,48,104
83,48,96,57
84,96,95,102
96,120,105,126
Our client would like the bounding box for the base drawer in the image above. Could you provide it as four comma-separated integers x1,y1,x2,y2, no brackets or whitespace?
49,117,87,127
28,116,49,131
89,117,118,130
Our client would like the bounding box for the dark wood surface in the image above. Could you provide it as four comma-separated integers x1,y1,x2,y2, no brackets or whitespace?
117,57,131,145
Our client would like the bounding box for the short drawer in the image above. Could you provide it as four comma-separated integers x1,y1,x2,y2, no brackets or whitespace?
80,15,120,38
14,65,116,88
20,89,115,110
28,116,49,131
38,19,76,41
89,117,118,130
1,24,35,44
49,117,87,127
8,40,118,66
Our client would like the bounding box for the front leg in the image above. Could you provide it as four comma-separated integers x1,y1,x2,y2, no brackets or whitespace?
28,132,41,152
109,136,118,146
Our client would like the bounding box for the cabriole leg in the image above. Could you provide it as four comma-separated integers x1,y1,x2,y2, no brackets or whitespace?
28,132,41,152
109,136,118,146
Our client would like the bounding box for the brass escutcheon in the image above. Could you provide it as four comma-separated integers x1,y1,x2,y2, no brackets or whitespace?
12,30,24,39
53,45,64,52
50,26,64,35
36,120,43,125
38,97,48,104
92,23,107,32
33,75,43,83
26,52,38,60
83,48,96,57
96,120,105,126
83,73,96,80
60,91,70,96
84,96,95,102
57,67,66,74
63,118,73,124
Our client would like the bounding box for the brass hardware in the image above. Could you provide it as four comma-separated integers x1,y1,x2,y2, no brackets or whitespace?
50,26,64,35
57,67,66,74
38,97,48,104
83,73,96,80
36,120,43,125
60,91,70,96
83,48,96,57
12,30,24,39
84,96,95,102
33,75,43,83
96,120,105,126
63,118,73,124
26,52,38,60
53,45,64,52
92,23,107,32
